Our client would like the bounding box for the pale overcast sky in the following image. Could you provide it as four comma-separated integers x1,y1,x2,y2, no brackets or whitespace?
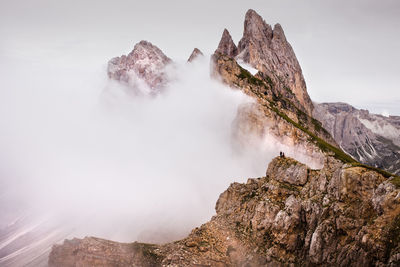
1,0,399,115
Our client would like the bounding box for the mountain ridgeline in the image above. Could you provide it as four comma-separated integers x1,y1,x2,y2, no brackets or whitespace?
314,102,400,175
48,9,400,266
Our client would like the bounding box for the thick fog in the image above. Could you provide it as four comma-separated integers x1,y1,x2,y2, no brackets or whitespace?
1,49,293,244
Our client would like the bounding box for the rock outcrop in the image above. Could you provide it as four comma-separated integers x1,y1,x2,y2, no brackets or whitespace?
314,102,400,175
49,156,400,266
234,9,314,116
107,40,172,94
187,48,204,62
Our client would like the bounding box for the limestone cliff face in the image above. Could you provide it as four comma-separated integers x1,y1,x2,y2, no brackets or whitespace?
49,157,400,266
107,40,172,94
236,9,314,116
314,102,400,175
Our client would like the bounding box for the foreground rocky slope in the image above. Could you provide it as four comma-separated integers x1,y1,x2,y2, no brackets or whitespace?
49,156,400,266
314,102,400,175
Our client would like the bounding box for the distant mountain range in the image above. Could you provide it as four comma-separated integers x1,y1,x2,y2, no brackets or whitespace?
314,102,400,175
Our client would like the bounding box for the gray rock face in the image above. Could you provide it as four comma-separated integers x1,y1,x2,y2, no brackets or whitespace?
313,102,400,175
215,29,238,58
107,40,172,94
187,48,204,62
236,9,314,116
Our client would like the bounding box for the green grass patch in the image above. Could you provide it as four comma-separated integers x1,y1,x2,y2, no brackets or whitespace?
390,176,400,188
263,74,274,88
284,86,294,95
348,162,398,181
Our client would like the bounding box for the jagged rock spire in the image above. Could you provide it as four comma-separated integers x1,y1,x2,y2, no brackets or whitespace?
238,9,273,58
215,29,238,58
187,48,204,62
236,9,314,116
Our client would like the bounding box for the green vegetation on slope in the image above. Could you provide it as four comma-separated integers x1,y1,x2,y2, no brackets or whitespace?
236,65,268,89
391,176,400,187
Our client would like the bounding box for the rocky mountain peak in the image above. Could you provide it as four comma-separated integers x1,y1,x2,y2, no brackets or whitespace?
239,9,273,52
236,9,314,116
187,48,204,62
272,23,286,42
107,40,171,93
215,28,238,57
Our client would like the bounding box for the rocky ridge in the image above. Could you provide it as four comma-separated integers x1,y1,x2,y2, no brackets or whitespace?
314,102,400,175
49,156,400,266
107,40,172,94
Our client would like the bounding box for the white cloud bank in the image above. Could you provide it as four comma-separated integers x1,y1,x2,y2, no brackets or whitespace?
0,54,287,245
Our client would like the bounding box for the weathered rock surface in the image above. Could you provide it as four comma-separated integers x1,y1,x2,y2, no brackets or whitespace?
107,40,172,94
314,102,400,175
235,9,314,116
49,157,400,266
187,48,204,62
215,29,238,58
